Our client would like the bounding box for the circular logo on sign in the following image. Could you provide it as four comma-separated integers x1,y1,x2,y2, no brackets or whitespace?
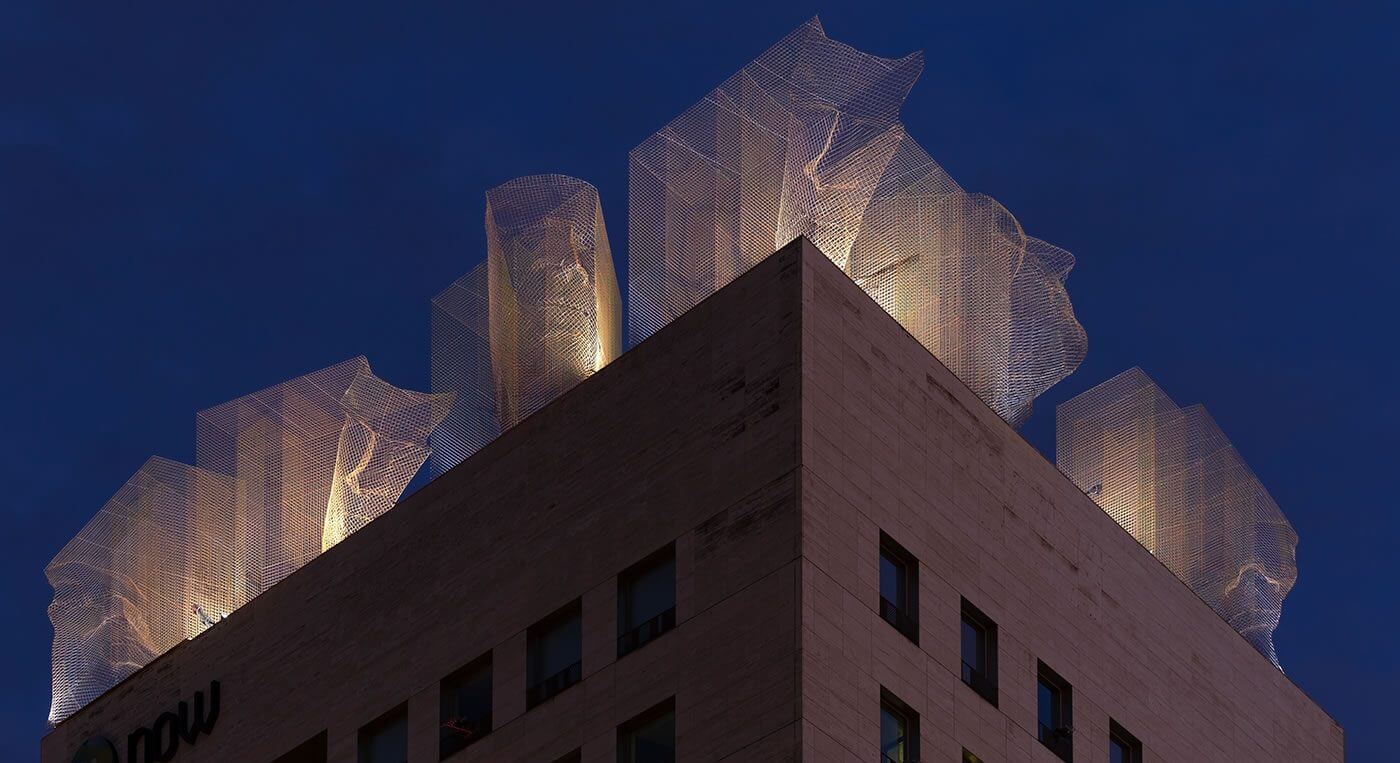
72,737,118,763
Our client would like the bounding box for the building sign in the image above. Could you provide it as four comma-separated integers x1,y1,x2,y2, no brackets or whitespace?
75,680,220,763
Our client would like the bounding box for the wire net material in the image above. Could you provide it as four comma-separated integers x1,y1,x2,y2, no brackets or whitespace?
48,358,448,724
628,17,1085,425
430,175,622,474
46,458,236,724
1056,368,1298,668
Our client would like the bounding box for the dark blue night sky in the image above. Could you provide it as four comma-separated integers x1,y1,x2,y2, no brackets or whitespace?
3,2,1396,759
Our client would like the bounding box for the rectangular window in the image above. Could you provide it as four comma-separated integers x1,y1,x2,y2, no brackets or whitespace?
618,543,677,658
358,704,407,763
960,598,998,706
439,652,492,759
273,731,327,763
878,533,918,642
879,689,918,763
527,599,583,708
1109,721,1142,763
617,697,676,763
1036,661,1073,762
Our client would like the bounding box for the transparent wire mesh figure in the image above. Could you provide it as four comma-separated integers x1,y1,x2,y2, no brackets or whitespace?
629,17,1085,425
1056,368,1299,668
46,357,450,724
430,175,622,474
46,458,236,724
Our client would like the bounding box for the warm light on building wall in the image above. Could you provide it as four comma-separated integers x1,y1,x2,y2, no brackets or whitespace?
430,175,622,474
1056,368,1299,668
47,358,447,724
628,17,1085,425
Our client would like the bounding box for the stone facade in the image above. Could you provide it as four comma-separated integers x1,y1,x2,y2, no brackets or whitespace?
42,238,1342,762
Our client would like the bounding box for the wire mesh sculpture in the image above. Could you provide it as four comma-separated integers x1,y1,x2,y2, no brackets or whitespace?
47,358,449,724
628,17,1085,425
430,175,622,474
1056,368,1298,668
46,458,236,725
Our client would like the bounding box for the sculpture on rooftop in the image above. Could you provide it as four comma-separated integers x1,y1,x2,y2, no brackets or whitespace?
628,17,1085,424
1056,367,1299,668
430,175,622,474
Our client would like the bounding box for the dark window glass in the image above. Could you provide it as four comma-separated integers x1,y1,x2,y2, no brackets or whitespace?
962,749,983,763
1036,662,1073,762
618,544,677,658
273,731,327,763
440,653,492,759
528,600,583,708
552,750,582,763
877,533,918,642
358,705,407,763
1109,721,1142,763
960,598,998,705
617,698,675,763
879,691,917,763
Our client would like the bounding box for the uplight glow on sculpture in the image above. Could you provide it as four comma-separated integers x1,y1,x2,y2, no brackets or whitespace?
1056,368,1299,668
47,358,447,724
431,175,622,474
628,17,1085,424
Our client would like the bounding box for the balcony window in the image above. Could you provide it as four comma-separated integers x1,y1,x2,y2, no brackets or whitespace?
960,598,998,706
878,533,918,642
358,704,407,763
1036,661,1073,762
1109,721,1142,763
879,690,918,763
440,652,492,759
527,600,582,708
617,698,675,763
618,543,677,658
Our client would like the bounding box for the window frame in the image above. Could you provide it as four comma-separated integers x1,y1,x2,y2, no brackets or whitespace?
616,696,676,763
1036,661,1074,762
617,543,678,659
526,599,583,709
1108,720,1142,763
878,688,919,763
877,532,919,643
439,651,493,759
959,597,999,706
357,703,408,763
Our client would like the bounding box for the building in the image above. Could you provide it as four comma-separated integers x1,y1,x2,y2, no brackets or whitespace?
41,240,1342,762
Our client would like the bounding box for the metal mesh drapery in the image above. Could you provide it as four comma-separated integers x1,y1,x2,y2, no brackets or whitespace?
1056,368,1298,668
430,175,622,474
47,358,448,723
628,17,1085,425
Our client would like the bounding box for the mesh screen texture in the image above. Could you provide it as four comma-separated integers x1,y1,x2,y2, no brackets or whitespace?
1056,367,1298,669
628,16,1085,425
48,358,448,723
430,174,622,475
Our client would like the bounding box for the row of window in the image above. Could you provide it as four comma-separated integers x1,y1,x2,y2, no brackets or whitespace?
879,535,1144,763
275,543,679,763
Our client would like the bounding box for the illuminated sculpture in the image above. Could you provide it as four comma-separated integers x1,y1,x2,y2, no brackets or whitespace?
1056,368,1299,668
628,17,1085,424
431,175,622,474
48,358,448,724
46,458,236,724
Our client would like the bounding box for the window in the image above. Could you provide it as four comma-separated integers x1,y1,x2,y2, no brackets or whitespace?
618,543,677,658
878,533,918,642
527,599,583,708
879,690,918,763
552,750,583,763
1036,661,1073,762
960,598,998,706
617,698,676,763
962,750,983,763
273,731,327,763
1109,721,1142,763
358,704,407,763
440,652,492,759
